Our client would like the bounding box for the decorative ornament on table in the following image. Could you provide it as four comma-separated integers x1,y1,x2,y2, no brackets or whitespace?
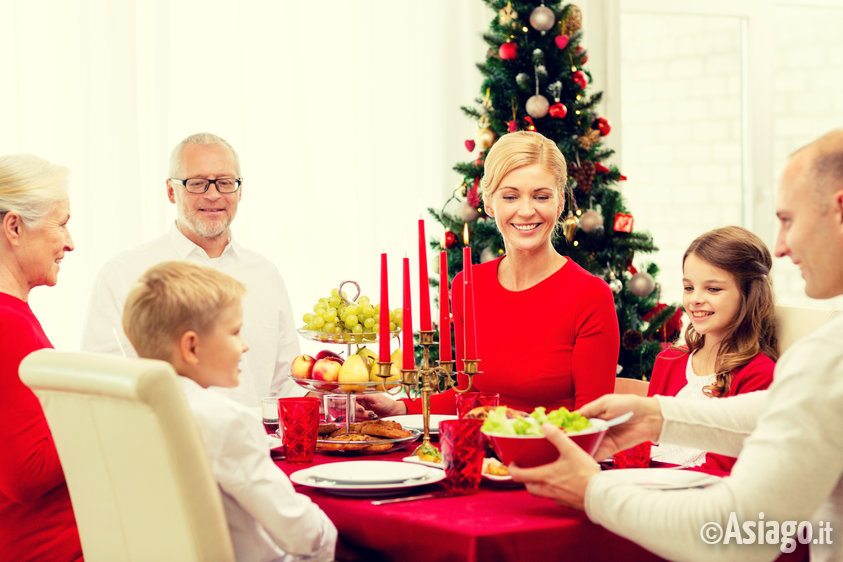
592,117,611,136
499,41,517,60
444,230,457,249
613,212,634,233
628,272,656,297
529,5,555,34
498,1,518,27
622,329,644,351
578,209,603,233
480,247,497,263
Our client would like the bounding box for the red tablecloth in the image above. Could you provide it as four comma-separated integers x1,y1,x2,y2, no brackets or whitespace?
275,449,667,562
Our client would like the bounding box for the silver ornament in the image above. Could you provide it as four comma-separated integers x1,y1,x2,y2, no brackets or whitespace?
609,278,623,293
480,247,496,263
529,5,556,33
516,73,530,87
629,272,656,297
460,200,481,222
526,94,549,118
578,210,603,233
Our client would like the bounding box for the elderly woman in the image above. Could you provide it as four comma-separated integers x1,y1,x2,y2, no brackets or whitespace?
0,154,81,560
362,131,619,416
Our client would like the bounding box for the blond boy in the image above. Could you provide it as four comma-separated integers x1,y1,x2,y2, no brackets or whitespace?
123,261,336,561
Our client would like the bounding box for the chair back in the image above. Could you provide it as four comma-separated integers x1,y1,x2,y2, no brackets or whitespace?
775,305,840,355
613,377,650,396
20,350,235,562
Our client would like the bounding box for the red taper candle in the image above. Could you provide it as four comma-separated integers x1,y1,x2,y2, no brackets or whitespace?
378,253,390,362
462,226,477,359
438,250,452,361
417,219,432,331
402,257,415,369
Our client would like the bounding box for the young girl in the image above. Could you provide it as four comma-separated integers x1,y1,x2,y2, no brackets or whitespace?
647,226,778,472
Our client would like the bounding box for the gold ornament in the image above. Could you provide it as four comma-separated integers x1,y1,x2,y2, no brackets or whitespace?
561,212,578,242
565,5,583,35
498,1,518,26
475,127,496,150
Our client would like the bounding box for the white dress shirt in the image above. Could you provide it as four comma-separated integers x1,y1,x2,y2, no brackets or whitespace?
585,314,843,562
81,223,306,407
179,377,336,561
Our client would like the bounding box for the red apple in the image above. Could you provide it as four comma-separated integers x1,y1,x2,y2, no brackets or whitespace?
315,349,344,362
312,357,342,390
291,354,316,379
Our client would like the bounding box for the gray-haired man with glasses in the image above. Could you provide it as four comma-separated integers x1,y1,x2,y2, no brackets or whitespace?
81,132,307,408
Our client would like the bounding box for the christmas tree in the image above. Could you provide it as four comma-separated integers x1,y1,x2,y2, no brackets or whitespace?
431,0,682,380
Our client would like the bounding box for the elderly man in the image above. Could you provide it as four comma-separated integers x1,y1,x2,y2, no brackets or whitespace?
82,133,305,407
509,129,843,562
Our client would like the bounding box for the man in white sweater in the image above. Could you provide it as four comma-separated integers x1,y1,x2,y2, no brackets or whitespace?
509,128,843,562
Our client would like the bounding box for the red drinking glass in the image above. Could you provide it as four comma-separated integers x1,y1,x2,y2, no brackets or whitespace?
278,397,320,463
455,391,500,419
439,418,485,494
612,440,652,469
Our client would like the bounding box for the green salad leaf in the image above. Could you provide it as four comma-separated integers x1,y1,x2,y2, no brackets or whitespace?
482,406,591,436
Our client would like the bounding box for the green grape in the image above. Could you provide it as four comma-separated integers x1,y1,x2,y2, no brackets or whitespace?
344,314,359,328
358,295,370,307
311,316,325,329
352,324,363,334
313,301,327,312
302,313,313,324
324,322,336,333
328,296,341,308
389,322,397,331
363,317,375,329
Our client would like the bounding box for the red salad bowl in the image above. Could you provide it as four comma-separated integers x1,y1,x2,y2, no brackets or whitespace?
482,419,609,468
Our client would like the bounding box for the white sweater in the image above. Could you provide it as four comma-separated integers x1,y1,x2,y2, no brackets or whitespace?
586,314,843,562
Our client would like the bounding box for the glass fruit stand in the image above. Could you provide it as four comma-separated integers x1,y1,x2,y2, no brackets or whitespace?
290,280,479,456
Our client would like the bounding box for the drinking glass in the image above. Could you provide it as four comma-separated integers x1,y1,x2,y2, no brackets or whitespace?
261,396,280,435
323,394,355,424
278,397,320,463
456,391,500,419
612,440,652,469
439,418,485,494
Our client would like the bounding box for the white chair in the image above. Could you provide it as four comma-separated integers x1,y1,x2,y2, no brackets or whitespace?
775,305,840,355
20,349,235,562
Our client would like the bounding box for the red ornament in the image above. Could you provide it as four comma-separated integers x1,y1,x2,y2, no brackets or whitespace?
572,70,587,89
594,162,610,174
508,120,518,132
499,42,517,60
548,103,567,118
444,230,457,249
613,213,634,233
467,179,480,207
554,35,569,50
464,139,476,152
523,116,536,131
593,117,611,136
575,45,588,63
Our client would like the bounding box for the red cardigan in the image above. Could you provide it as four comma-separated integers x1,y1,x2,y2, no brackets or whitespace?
0,293,82,561
647,347,775,473
405,257,619,414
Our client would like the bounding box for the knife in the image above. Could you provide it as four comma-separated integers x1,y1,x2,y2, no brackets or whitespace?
371,491,451,505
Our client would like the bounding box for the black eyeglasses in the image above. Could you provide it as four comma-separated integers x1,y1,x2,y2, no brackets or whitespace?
170,177,242,194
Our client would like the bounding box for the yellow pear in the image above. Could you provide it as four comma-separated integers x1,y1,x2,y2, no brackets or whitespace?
357,347,378,372
367,348,402,389
338,353,370,393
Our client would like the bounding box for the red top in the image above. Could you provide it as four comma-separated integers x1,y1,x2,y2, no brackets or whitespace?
405,257,619,414
0,292,82,561
647,347,775,473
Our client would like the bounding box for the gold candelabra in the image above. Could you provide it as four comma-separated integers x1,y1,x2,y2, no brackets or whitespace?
375,330,481,453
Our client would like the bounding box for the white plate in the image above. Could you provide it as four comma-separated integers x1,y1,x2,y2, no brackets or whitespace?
602,468,722,490
383,414,458,434
309,461,429,484
290,465,445,497
402,456,519,485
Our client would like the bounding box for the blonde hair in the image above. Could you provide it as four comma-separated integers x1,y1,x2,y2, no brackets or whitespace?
168,132,241,178
681,226,778,397
0,154,69,224
480,131,567,206
123,261,246,361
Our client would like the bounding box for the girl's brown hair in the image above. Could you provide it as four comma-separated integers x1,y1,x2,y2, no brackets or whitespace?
682,226,779,396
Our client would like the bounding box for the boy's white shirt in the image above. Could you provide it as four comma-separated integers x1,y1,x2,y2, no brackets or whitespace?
179,377,336,561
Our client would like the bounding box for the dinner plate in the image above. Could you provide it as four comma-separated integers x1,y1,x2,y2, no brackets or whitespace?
290,465,445,497
309,461,429,484
402,456,521,486
602,468,722,490
382,414,458,434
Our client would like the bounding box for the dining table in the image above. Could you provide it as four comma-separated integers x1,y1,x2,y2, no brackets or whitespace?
273,445,670,562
